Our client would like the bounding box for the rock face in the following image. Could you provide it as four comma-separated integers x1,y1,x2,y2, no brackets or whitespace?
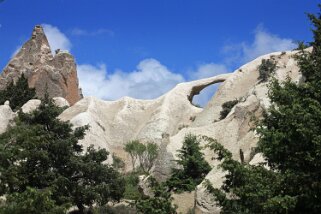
0,32,303,213
59,74,229,169
59,49,302,213
0,103,14,134
189,50,301,214
0,25,82,105
21,97,69,114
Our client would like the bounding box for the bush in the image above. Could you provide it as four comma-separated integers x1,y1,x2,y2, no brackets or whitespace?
257,59,276,82
112,153,125,171
219,99,238,120
136,177,177,214
123,172,144,200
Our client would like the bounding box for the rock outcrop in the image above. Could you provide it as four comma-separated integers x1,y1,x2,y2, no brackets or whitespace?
0,102,14,134
21,97,70,114
59,48,302,213
59,74,230,169
0,28,304,213
0,25,82,105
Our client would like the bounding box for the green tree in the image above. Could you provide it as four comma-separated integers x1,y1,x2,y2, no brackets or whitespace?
124,140,159,173
141,142,159,173
136,177,177,214
203,136,294,214
204,7,321,214
0,94,125,213
124,140,142,170
167,134,211,192
0,74,36,111
0,187,69,214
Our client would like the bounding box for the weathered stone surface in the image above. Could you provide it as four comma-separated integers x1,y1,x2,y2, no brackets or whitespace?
21,99,41,113
172,191,196,214
0,25,82,105
0,104,14,134
58,49,302,212
59,74,230,169
21,97,69,114
195,167,226,214
138,175,153,197
53,97,70,108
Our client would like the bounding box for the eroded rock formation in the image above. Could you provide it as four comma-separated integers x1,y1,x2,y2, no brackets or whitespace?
59,74,230,168
0,28,305,213
59,49,302,213
0,25,82,105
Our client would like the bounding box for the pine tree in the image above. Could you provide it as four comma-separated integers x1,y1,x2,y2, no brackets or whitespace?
0,74,36,111
0,94,125,213
167,134,211,192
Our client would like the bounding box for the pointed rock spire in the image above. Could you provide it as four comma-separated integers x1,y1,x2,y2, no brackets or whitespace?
0,25,82,105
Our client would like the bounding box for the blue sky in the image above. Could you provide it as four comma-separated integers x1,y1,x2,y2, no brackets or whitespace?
0,0,319,105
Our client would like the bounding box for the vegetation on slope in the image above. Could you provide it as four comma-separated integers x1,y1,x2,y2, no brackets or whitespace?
0,74,36,111
220,99,239,120
166,134,211,193
204,7,321,214
0,94,125,213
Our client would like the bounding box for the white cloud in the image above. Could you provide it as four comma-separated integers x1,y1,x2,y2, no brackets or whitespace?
223,25,296,64
77,59,228,106
42,24,71,53
71,28,114,37
77,59,184,100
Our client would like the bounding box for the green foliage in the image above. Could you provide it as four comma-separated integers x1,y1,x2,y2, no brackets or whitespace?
257,59,277,82
204,7,321,214
220,100,238,120
203,136,295,214
256,9,321,212
124,140,143,170
92,204,136,214
141,142,159,173
294,41,310,50
0,187,69,214
123,172,144,200
136,177,177,214
0,74,36,111
124,140,159,173
0,95,125,213
112,153,125,171
167,134,211,192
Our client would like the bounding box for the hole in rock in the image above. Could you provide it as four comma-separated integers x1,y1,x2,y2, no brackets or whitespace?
191,83,221,108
